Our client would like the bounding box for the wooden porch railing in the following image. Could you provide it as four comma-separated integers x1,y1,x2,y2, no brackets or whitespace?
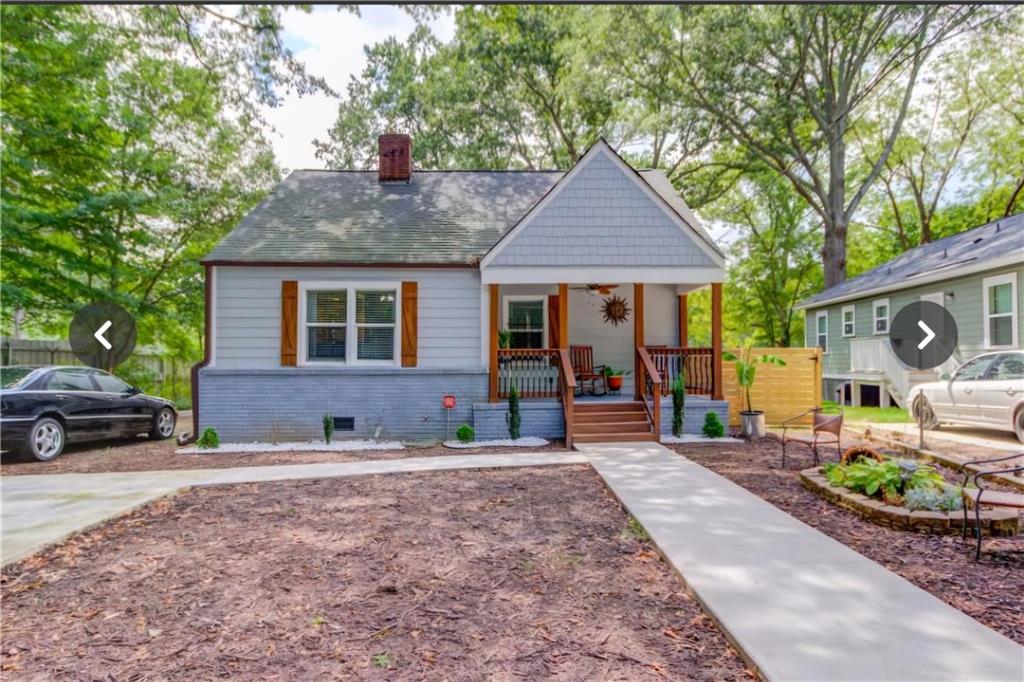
646,347,715,397
636,346,661,436
496,349,560,399
557,348,575,448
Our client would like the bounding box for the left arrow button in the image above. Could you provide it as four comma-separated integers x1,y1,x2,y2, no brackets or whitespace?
94,320,113,350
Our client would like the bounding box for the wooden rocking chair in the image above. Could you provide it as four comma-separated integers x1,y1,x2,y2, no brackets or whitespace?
570,345,606,396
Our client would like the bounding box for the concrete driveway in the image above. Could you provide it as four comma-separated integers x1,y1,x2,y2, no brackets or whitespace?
863,422,1022,452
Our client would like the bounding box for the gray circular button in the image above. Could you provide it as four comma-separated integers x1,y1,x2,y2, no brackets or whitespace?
889,301,958,370
68,302,137,370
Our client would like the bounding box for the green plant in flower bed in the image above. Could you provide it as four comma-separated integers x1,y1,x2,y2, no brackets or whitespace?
904,486,963,512
822,457,946,505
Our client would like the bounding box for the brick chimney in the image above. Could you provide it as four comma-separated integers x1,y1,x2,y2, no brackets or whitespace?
378,134,411,182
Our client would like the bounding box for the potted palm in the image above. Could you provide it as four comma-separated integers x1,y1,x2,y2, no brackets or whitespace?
723,341,786,438
602,366,630,392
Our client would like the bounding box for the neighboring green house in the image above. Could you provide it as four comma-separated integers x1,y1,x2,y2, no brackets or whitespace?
796,214,1023,408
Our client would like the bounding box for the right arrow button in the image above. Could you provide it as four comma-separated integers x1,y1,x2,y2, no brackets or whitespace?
890,301,958,370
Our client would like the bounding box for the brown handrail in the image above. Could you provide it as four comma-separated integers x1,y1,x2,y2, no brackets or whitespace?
645,347,715,397
636,346,661,436
557,348,575,448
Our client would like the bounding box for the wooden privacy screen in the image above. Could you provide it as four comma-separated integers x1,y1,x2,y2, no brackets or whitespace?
722,347,822,426
280,281,298,366
401,281,418,367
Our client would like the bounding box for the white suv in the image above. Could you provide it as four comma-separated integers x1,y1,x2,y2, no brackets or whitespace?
908,351,1024,443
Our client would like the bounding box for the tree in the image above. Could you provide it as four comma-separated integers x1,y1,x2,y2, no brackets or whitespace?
634,4,985,287
1,5,322,368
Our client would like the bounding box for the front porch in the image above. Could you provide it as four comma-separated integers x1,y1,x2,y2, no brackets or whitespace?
484,281,726,446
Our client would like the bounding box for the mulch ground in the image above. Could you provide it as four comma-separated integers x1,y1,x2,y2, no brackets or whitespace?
671,437,1024,645
0,435,566,476
0,465,754,680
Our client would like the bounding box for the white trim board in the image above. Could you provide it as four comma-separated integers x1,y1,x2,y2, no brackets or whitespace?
479,139,726,270
481,266,724,285
982,271,1019,349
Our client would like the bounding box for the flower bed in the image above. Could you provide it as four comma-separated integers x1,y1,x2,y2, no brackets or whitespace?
800,467,1020,536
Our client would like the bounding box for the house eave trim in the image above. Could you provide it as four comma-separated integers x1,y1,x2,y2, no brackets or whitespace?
481,265,725,285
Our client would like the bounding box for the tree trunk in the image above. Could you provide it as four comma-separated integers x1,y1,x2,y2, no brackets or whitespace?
822,214,848,289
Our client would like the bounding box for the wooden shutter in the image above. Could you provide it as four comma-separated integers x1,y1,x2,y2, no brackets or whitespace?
281,281,297,366
401,281,418,367
547,295,560,348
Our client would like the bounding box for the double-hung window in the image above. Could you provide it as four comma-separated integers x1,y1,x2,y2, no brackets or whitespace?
873,299,889,335
504,297,546,349
302,284,398,364
983,273,1018,348
815,311,828,354
841,305,856,337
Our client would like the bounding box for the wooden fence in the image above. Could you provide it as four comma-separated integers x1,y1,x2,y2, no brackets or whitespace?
0,337,192,405
722,347,822,427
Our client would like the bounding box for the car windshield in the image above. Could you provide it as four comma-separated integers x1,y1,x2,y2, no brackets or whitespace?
1,367,38,389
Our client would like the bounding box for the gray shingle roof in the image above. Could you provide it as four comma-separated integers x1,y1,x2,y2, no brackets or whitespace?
204,170,563,265
798,213,1024,308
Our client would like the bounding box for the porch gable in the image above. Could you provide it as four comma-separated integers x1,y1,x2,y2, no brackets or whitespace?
480,140,724,272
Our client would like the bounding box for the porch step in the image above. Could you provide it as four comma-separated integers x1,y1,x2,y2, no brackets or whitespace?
574,411,650,424
574,421,653,435
574,401,646,413
573,432,659,443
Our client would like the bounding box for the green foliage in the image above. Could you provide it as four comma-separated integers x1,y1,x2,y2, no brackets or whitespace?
371,653,392,668
722,341,786,413
602,365,629,377
823,458,946,504
904,486,964,512
821,401,912,424
497,329,512,349
323,414,334,444
671,375,686,437
456,423,475,444
506,384,521,440
702,411,725,439
622,516,651,541
196,427,219,449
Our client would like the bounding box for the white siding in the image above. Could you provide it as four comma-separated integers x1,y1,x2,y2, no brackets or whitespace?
213,266,483,370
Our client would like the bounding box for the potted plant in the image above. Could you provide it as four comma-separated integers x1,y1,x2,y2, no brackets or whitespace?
602,366,630,392
723,341,786,438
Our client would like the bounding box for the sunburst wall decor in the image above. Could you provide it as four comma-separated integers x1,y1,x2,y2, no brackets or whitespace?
601,295,630,326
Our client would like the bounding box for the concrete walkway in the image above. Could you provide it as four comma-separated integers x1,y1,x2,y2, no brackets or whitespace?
578,441,1024,682
1,452,586,566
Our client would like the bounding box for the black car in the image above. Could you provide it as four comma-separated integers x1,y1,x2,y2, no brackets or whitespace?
0,366,177,461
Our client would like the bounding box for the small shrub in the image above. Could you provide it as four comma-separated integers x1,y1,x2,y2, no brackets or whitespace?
822,457,945,504
322,413,334,444
506,385,521,440
456,423,475,444
701,411,725,438
371,653,392,668
195,427,219,449
904,486,963,512
671,375,686,437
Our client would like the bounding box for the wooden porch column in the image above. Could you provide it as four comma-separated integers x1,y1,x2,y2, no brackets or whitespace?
634,283,645,400
489,284,499,402
678,294,688,347
711,283,724,400
558,283,569,348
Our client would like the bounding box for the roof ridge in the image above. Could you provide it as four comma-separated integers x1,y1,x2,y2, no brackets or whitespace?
288,168,567,174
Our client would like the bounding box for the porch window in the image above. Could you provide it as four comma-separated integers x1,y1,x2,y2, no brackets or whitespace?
983,273,1018,348
301,284,399,364
504,297,546,349
873,299,889,335
816,311,828,354
842,305,855,337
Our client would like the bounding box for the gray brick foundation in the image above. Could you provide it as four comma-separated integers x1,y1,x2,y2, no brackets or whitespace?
472,400,566,440
198,368,488,442
659,398,730,435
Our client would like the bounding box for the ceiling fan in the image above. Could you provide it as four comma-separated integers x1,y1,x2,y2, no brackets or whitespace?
569,284,619,295
569,280,614,294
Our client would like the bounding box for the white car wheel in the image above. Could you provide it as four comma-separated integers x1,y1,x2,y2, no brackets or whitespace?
29,417,65,461
150,407,176,440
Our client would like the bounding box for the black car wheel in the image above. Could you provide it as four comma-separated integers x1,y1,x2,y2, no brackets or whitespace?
911,395,938,429
150,407,176,440
27,416,65,461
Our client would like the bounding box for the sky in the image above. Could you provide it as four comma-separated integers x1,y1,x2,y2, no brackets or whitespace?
265,6,455,171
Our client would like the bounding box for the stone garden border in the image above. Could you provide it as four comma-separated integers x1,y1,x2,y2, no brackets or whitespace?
799,467,1020,536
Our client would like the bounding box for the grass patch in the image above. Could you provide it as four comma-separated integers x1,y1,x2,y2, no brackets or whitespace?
822,400,911,424
621,516,651,541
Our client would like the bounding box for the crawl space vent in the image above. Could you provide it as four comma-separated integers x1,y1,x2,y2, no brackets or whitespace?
333,417,355,431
